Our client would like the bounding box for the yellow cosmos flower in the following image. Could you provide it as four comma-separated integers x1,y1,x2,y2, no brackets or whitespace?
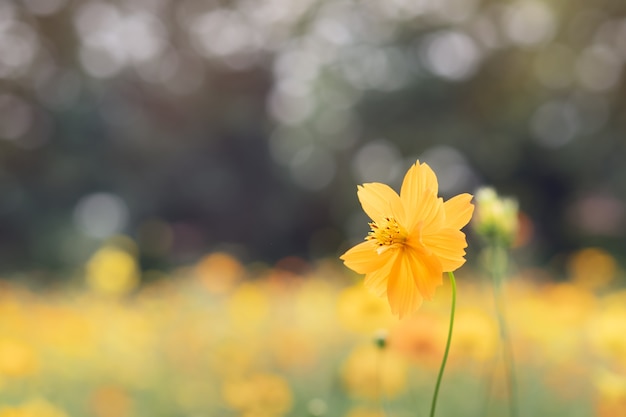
340,160,473,318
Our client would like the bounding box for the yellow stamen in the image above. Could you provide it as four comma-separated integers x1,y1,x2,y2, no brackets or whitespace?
366,217,407,253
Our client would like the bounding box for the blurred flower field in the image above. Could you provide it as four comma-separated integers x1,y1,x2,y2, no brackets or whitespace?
0,246,625,417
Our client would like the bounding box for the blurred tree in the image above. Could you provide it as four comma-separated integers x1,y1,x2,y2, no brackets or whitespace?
0,0,624,277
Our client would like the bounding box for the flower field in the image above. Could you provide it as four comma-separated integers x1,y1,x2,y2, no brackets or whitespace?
2,1,625,416
1,248,624,417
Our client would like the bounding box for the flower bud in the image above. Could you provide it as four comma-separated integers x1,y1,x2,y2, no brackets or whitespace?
473,187,519,247
374,329,388,350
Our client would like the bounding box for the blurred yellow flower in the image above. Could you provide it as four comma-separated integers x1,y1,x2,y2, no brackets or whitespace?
336,284,394,333
86,244,140,297
449,307,498,363
594,368,626,402
89,385,132,417
33,306,95,358
340,160,473,318
269,328,318,371
228,282,270,332
0,338,38,378
344,407,385,417
208,339,258,378
0,398,68,417
588,305,626,367
594,368,626,417
341,344,407,399
174,379,217,412
510,282,594,363
222,373,293,416
568,247,617,291
194,252,245,294
294,278,336,332
388,312,446,367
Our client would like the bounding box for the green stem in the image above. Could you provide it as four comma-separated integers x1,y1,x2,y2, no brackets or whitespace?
376,345,387,417
491,245,518,417
429,271,457,417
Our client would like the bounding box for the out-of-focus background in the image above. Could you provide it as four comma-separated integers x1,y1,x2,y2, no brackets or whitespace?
1,1,626,416
1,0,625,279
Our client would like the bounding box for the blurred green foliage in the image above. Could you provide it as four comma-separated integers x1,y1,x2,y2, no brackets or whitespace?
0,0,625,276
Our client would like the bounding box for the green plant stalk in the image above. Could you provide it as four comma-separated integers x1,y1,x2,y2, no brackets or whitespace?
429,271,457,417
491,244,518,417
376,346,387,417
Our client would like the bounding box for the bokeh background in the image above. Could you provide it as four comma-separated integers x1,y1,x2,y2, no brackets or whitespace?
1,0,626,416
1,0,625,278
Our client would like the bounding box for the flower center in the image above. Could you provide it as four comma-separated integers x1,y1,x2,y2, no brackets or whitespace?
367,217,407,253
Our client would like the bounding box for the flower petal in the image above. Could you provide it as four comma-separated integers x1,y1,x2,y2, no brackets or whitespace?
400,161,439,210
364,271,388,297
363,249,399,297
405,246,443,301
386,252,424,318
405,191,445,235
340,241,392,274
422,228,468,272
357,183,405,224
444,193,474,230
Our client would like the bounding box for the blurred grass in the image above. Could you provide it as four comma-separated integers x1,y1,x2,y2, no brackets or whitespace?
0,249,625,416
